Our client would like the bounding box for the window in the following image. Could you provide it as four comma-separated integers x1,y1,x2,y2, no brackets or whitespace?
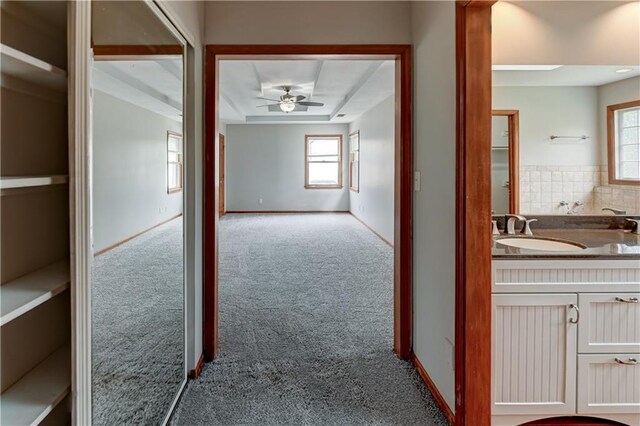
349,131,360,192
305,135,342,188
167,131,183,193
608,101,640,185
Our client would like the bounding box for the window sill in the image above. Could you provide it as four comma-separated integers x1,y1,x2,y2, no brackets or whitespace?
305,185,343,190
608,178,640,187
168,188,183,194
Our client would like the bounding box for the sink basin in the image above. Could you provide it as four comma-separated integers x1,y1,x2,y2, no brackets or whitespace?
496,237,587,252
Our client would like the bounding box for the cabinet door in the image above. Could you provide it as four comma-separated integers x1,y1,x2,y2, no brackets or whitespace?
577,354,640,415
579,293,640,354
493,294,577,416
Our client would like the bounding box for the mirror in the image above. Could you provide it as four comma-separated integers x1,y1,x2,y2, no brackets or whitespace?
90,2,185,424
492,66,640,216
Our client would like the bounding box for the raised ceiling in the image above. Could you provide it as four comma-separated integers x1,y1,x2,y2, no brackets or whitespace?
219,59,395,124
92,59,183,121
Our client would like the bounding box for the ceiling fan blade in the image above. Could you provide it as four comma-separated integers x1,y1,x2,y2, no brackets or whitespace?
256,97,281,102
256,103,281,108
297,101,324,107
294,95,306,102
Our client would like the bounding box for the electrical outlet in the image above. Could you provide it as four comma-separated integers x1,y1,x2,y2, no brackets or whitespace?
259,198,263,204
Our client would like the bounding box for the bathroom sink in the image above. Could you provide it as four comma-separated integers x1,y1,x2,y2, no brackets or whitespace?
496,237,587,252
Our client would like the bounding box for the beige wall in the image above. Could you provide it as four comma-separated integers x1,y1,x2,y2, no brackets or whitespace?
204,1,412,44
411,0,457,412
493,1,640,65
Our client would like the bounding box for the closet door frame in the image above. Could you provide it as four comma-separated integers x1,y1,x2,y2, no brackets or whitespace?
71,1,194,424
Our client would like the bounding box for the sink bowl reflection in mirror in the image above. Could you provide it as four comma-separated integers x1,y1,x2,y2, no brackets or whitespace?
496,237,587,252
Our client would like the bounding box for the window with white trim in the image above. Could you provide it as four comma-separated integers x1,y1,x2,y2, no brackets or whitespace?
608,101,640,185
305,135,343,188
167,131,183,193
349,131,360,192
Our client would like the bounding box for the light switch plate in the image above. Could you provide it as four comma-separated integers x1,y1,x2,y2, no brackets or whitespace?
414,171,421,192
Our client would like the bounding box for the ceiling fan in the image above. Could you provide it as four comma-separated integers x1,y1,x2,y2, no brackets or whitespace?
256,87,324,113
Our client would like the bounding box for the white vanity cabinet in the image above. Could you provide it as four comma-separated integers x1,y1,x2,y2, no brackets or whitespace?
492,260,640,426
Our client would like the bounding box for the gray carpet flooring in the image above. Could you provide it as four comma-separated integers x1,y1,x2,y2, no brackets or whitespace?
92,218,184,425
172,213,448,426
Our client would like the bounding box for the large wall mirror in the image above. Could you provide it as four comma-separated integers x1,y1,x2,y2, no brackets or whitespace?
492,66,640,216
90,1,186,424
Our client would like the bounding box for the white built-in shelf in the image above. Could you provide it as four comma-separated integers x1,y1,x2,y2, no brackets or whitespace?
0,344,70,426
0,261,70,326
0,175,68,191
0,44,67,92
492,146,509,151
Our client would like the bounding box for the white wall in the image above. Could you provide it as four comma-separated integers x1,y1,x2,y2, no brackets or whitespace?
92,90,183,252
598,76,640,163
348,96,395,243
411,0,457,412
493,1,640,65
493,86,600,166
226,124,350,211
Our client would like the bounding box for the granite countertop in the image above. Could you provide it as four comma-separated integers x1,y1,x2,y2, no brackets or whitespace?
492,229,640,259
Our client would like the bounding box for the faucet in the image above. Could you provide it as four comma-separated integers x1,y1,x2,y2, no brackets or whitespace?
627,218,640,235
505,214,527,235
602,207,627,215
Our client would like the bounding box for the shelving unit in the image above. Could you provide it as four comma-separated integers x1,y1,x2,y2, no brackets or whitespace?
0,44,67,92
0,345,71,426
0,175,68,191
0,261,70,326
1,1,72,424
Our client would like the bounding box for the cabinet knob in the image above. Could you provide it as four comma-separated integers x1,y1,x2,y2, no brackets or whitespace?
614,357,638,365
568,303,580,324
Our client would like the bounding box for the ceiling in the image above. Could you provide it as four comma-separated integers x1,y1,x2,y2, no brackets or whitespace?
493,65,640,87
219,59,395,124
92,59,183,121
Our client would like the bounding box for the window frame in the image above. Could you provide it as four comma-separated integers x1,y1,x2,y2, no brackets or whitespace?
607,100,640,186
304,134,343,189
167,130,183,193
349,130,360,193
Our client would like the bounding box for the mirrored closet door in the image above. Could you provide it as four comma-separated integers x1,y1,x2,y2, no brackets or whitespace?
90,1,186,424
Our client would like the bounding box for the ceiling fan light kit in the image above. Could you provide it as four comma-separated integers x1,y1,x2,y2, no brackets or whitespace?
257,86,324,114
279,100,296,113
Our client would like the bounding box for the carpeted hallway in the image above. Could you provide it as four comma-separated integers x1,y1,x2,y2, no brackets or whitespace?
172,213,448,425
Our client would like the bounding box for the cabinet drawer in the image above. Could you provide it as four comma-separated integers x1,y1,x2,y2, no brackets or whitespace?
577,354,640,415
579,293,640,353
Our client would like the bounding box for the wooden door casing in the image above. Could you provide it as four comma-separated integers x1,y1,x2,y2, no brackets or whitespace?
219,133,225,216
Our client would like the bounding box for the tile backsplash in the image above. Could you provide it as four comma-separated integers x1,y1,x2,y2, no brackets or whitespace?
519,165,640,215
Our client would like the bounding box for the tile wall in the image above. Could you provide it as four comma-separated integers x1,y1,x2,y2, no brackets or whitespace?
520,165,640,215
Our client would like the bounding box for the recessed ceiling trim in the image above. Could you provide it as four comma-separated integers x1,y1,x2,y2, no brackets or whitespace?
330,61,384,120
246,115,330,123
94,62,181,111
155,59,182,81
221,92,245,120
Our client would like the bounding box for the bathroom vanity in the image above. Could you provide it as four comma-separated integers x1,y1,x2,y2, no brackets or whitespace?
491,222,640,426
